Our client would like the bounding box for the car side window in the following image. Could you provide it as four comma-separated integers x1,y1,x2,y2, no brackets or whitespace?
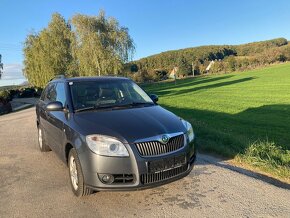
55,82,66,106
40,86,48,101
44,83,57,103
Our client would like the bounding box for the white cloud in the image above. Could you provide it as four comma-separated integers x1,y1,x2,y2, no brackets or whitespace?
2,63,25,80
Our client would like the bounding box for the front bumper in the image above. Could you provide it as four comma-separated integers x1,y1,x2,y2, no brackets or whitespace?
78,140,197,191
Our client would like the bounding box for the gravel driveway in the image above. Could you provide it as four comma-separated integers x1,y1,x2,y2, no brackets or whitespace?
0,108,289,217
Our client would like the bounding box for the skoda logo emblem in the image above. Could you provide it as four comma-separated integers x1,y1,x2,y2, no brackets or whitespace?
161,134,170,144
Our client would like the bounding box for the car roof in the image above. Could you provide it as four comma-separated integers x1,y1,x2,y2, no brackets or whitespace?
51,76,131,83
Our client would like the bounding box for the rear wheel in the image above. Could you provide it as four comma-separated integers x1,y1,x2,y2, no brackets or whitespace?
68,148,92,197
37,126,51,152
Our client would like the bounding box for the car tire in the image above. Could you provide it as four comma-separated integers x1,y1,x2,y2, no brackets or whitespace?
37,125,51,152
68,148,93,197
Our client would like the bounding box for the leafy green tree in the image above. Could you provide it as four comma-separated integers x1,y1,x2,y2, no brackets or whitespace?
23,11,135,87
70,11,135,76
23,13,73,87
177,56,192,76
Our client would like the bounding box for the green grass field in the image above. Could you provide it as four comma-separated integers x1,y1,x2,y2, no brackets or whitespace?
142,63,290,181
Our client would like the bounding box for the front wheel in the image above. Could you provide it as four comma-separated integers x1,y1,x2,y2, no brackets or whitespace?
68,148,93,197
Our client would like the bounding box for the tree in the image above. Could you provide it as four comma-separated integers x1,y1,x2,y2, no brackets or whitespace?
177,56,192,77
70,11,135,76
0,54,3,79
23,11,135,88
226,56,237,72
23,13,73,88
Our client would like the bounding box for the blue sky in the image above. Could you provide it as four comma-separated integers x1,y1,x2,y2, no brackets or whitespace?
1,0,290,85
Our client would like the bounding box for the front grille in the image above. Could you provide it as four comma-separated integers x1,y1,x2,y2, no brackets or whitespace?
135,134,184,156
140,164,188,184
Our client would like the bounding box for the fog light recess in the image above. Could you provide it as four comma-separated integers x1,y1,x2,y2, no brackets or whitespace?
100,174,114,184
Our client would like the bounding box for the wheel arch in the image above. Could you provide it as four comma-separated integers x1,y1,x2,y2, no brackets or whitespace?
65,143,74,164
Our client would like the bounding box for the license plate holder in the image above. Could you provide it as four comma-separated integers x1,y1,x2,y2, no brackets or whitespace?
148,154,186,173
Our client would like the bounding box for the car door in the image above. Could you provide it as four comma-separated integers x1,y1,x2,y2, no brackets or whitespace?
39,83,56,148
45,82,67,155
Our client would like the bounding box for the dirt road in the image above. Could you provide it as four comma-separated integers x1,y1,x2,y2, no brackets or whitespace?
0,108,289,217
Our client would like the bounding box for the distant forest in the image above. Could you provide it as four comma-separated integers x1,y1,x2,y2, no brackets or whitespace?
126,38,290,82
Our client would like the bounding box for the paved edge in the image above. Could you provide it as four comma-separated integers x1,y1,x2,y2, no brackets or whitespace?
198,153,290,190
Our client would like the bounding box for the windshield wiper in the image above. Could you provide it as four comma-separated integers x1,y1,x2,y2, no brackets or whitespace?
75,104,128,112
119,102,155,108
74,106,96,113
75,102,154,112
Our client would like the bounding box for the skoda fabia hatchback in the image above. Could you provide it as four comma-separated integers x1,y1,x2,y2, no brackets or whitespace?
36,76,196,196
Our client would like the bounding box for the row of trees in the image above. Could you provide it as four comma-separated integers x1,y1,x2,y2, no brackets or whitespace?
23,11,135,88
126,38,290,82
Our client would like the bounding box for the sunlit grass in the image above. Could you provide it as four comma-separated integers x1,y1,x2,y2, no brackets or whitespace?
142,63,290,181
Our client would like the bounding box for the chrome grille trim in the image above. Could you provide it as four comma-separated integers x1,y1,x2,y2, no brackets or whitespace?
135,134,185,156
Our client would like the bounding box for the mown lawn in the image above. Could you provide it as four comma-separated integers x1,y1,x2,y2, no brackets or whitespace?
142,63,290,181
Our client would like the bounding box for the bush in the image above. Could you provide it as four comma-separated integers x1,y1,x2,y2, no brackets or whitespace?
238,140,290,179
242,140,290,167
0,90,12,115
0,90,12,103
19,87,37,98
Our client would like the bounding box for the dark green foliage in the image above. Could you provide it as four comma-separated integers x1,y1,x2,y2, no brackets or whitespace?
129,38,290,82
0,90,12,103
132,45,237,74
130,64,138,72
234,38,288,56
177,56,192,77
0,90,13,115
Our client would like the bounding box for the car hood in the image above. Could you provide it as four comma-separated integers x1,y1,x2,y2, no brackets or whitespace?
72,105,186,143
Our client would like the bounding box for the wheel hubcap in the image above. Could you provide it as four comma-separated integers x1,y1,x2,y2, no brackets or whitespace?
70,156,78,190
38,128,43,149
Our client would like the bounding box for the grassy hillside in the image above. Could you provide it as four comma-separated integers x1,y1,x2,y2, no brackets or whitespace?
142,63,290,181
129,38,289,71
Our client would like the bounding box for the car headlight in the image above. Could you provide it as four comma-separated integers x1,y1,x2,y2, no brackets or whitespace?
181,119,195,142
86,135,129,157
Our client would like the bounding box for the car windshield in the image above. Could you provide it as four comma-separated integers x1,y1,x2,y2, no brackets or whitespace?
69,79,154,112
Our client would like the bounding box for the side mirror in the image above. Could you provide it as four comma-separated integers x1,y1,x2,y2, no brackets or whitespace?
150,94,159,104
46,101,64,111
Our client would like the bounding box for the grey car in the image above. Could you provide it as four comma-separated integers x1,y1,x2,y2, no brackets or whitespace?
36,76,196,197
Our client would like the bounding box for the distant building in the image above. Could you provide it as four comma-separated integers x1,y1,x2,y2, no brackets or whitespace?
169,66,178,79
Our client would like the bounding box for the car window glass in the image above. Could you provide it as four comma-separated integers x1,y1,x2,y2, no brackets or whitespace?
40,86,48,101
70,80,153,110
55,83,66,105
44,83,56,102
